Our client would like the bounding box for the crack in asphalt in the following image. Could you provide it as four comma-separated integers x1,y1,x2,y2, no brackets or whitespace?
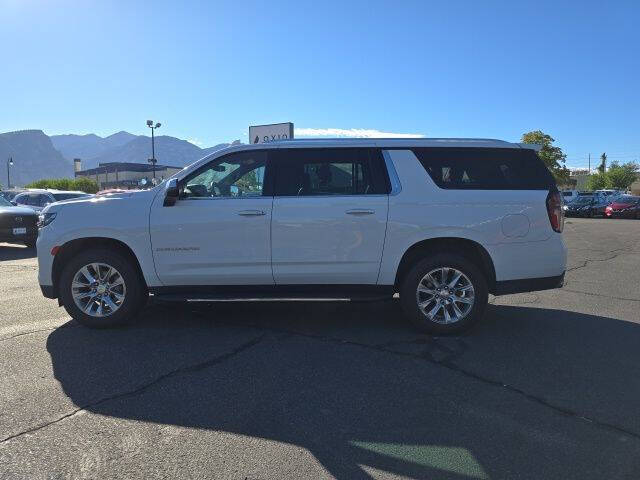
566,247,636,273
0,333,266,445
561,287,640,303
197,317,640,443
0,322,77,343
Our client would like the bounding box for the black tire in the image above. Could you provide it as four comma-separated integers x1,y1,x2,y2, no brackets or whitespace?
588,209,595,218
59,248,148,328
399,253,489,334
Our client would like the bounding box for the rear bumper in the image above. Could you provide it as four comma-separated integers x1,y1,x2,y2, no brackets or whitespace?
494,272,565,295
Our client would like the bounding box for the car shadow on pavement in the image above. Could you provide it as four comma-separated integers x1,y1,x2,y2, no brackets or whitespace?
0,243,36,261
46,301,640,479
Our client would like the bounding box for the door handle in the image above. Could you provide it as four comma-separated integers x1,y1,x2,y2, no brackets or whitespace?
345,209,375,215
237,209,266,216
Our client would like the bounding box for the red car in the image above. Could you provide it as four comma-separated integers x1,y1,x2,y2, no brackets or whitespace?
605,195,640,219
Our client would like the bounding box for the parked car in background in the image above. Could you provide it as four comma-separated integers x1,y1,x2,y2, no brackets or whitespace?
0,195,38,248
12,190,91,213
563,192,609,217
0,189,24,201
561,190,579,203
595,189,624,200
37,138,567,334
605,195,640,219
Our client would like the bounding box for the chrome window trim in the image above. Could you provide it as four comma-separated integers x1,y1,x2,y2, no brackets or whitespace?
382,150,402,196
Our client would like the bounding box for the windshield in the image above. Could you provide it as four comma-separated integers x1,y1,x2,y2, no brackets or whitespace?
572,196,593,205
615,196,639,204
0,196,12,207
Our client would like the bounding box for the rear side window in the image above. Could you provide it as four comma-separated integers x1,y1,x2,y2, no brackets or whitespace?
412,148,555,190
272,148,389,196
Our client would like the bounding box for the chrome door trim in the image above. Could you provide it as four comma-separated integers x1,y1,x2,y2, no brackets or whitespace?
381,150,403,196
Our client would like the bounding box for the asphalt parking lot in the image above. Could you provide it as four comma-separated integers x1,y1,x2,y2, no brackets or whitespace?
1,218,640,480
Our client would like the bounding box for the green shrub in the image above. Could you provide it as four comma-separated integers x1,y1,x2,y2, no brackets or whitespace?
24,178,99,194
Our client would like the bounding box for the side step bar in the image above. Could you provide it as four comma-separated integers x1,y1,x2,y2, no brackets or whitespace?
150,285,394,303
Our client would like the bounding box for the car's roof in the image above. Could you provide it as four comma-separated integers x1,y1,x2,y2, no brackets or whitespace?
228,138,531,149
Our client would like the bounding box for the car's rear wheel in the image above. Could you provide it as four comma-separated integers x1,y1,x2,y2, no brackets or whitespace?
59,249,147,328
400,253,488,334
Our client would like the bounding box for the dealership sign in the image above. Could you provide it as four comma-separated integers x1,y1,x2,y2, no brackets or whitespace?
249,122,294,144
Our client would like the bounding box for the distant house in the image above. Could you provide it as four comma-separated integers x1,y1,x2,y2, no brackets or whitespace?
75,161,182,190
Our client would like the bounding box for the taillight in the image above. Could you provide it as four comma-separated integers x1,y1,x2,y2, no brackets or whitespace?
546,190,564,233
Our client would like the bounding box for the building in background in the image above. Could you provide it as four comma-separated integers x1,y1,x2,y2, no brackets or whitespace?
75,161,182,190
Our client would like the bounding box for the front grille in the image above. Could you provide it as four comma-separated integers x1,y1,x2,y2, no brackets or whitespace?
0,213,38,229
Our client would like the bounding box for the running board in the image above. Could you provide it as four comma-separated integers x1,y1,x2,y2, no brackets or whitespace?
150,285,394,303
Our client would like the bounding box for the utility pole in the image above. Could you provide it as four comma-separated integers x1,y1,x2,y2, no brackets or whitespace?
588,153,590,174
146,120,161,182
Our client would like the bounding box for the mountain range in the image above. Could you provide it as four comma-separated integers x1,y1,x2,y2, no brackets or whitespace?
0,130,239,187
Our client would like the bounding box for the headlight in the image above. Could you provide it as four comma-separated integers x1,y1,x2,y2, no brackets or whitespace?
562,205,568,211
38,212,57,228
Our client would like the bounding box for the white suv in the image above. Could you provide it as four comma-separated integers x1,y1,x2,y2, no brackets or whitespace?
37,139,567,333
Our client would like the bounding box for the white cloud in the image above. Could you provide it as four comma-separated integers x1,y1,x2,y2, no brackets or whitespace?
295,128,425,138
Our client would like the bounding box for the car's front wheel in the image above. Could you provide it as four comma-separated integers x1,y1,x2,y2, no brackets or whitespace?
399,253,489,334
59,249,148,328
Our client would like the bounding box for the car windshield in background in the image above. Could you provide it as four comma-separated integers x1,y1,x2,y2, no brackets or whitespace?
0,196,13,207
616,196,639,204
572,196,593,204
52,193,89,201
0,191,18,201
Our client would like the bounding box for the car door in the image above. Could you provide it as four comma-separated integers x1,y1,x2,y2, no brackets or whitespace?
149,149,274,286
270,147,389,285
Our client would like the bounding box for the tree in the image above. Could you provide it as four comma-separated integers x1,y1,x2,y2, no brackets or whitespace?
521,130,570,184
586,172,608,191
597,153,607,173
606,161,639,190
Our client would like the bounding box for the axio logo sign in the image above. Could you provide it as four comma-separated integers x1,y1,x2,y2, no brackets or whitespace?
249,123,294,144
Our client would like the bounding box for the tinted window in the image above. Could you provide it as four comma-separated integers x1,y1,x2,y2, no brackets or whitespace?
36,194,52,206
272,148,389,196
0,196,12,207
183,150,268,198
52,193,88,201
412,148,555,190
14,193,30,205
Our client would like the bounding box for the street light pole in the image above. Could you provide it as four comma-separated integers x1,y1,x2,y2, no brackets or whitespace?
146,120,161,182
6,157,13,189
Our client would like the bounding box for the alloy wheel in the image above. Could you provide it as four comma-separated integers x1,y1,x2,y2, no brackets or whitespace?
415,267,475,324
71,263,126,317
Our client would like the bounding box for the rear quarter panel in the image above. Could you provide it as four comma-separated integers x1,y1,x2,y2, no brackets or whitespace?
378,149,566,285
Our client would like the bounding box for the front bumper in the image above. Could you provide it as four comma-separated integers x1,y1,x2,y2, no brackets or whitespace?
40,284,57,299
0,231,37,244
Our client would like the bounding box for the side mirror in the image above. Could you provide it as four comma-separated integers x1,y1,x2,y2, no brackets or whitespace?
164,179,179,207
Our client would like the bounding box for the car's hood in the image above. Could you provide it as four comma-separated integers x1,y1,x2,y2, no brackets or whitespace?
42,189,157,214
0,205,38,217
610,202,635,209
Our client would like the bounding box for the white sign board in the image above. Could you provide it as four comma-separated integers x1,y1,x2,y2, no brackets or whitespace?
249,122,294,144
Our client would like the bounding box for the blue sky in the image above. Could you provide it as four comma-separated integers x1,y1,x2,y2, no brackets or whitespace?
1,0,638,168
